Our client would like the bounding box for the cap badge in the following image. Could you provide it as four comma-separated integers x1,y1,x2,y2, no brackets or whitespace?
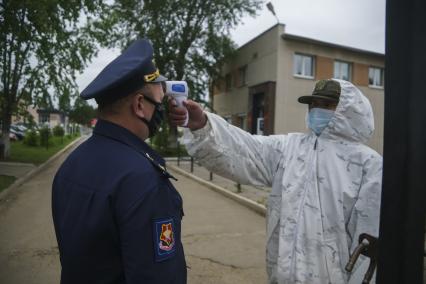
144,69,160,82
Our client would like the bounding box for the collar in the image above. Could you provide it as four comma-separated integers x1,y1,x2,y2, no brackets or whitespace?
93,119,177,180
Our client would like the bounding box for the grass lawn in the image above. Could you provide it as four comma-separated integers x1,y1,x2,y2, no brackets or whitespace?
6,135,80,165
0,175,16,193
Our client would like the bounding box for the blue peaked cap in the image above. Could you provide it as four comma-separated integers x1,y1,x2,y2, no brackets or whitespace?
80,39,167,102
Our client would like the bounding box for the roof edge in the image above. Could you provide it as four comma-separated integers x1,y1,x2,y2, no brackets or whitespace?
237,23,285,50
282,33,385,58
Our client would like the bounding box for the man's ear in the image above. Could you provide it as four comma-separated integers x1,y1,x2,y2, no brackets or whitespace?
131,93,145,119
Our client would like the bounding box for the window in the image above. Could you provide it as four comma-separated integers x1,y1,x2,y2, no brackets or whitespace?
334,60,352,81
369,67,384,87
225,73,232,91
39,113,50,124
294,54,314,78
238,65,247,87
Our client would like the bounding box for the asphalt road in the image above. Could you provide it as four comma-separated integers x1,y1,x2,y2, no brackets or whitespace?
0,143,267,284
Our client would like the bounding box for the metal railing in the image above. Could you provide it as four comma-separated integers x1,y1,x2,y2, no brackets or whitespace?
175,146,242,190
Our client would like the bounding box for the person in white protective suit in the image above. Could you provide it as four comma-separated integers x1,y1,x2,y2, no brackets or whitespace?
168,79,382,284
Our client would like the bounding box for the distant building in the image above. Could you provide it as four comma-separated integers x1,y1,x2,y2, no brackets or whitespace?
12,105,68,129
212,24,384,153
36,109,68,128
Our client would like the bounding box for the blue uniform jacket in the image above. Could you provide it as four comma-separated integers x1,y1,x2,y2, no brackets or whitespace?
52,119,187,284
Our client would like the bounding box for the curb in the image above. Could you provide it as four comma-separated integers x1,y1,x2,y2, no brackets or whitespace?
168,164,267,217
0,136,87,201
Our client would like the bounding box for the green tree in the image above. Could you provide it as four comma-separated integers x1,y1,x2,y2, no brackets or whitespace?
93,0,262,147
95,0,261,103
68,98,96,126
58,88,72,114
0,0,106,158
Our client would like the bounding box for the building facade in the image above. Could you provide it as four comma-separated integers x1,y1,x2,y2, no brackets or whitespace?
12,106,68,129
212,24,385,153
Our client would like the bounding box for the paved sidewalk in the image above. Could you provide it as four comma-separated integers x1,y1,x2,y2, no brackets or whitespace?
166,158,271,207
0,146,267,283
175,174,267,283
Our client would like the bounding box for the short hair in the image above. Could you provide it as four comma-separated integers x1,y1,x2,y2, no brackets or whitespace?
97,84,156,116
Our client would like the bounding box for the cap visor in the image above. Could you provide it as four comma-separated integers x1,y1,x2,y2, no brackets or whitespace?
298,95,338,104
152,74,168,82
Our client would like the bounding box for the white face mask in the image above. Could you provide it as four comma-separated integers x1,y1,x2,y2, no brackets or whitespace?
308,108,335,135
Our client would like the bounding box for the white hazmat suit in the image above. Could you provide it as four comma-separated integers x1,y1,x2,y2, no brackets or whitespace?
182,79,382,283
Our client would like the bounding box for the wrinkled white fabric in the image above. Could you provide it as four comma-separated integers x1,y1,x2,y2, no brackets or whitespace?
182,79,382,284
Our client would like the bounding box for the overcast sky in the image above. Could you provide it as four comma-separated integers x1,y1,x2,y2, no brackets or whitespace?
76,0,386,93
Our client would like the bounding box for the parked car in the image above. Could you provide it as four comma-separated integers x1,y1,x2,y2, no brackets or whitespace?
10,125,25,140
9,132,18,141
14,123,28,132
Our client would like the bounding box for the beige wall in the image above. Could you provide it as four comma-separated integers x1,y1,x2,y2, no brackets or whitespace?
50,113,62,127
12,105,39,124
213,25,281,117
27,107,39,123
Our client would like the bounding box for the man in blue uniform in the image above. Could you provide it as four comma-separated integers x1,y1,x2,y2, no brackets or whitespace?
52,39,187,283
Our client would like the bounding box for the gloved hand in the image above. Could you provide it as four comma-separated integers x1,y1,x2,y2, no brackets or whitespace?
168,99,207,131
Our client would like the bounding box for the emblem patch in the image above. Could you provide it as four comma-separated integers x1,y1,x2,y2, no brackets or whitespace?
153,218,176,262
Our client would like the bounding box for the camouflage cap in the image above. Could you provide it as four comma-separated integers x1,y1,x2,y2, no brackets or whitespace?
298,79,341,104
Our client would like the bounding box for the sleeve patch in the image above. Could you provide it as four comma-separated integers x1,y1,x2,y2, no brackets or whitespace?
152,218,176,262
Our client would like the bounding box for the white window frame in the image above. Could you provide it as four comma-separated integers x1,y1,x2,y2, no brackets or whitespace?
334,60,352,81
256,117,264,135
293,54,315,79
369,66,385,88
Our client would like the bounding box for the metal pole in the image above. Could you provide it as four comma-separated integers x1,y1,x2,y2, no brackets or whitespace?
236,183,241,193
190,157,194,173
377,1,426,283
177,141,180,166
209,171,213,181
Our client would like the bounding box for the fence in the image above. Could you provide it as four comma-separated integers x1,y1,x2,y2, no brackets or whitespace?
175,150,241,190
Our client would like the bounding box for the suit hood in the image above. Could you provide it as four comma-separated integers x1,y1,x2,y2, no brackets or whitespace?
321,79,375,144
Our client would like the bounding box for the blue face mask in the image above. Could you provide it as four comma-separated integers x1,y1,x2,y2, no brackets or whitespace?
308,108,335,135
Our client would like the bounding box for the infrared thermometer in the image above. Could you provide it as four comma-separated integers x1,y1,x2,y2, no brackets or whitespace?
164,81,189,126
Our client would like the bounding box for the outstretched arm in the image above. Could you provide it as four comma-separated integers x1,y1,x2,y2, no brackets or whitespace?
169,99,286,187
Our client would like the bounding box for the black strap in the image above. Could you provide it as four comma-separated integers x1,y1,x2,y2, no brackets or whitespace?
143,152,178,181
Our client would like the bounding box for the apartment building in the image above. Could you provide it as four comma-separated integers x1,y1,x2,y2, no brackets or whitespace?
212,24,385,153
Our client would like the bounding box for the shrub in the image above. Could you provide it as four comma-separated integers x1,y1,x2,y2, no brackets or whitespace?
152,129,168,151
53,125,65,137
39,126,52,147
152,144,188,157
23,130,38,146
